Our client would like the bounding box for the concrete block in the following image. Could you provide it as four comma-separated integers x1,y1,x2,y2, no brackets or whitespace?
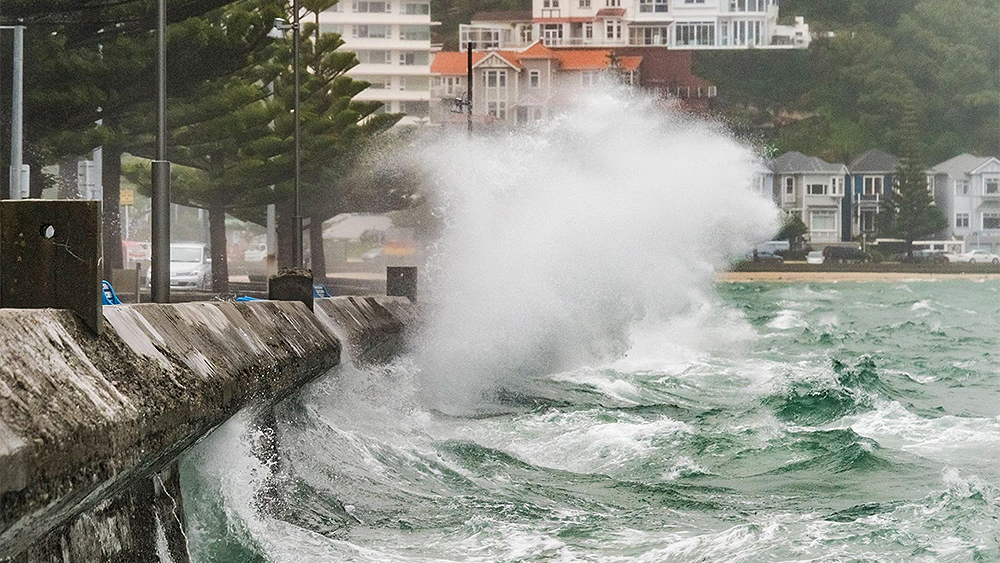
386,266,417,301
269,268,314,311
0,200,103,333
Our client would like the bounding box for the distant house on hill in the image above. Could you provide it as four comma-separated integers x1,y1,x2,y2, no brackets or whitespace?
459,1,809,51
927,154,1000,252
846,149,900,240
772,151,848,244
431,41,645,125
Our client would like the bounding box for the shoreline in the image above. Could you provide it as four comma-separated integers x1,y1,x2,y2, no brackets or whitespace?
718,271,1000,282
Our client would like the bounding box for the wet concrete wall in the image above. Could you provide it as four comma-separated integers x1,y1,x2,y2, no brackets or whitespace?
0,300,342,561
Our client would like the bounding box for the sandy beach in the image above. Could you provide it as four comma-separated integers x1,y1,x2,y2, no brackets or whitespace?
718,271,1000,282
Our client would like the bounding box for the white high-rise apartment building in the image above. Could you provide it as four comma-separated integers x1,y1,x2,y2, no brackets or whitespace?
320,0,436,124
460,0,809,50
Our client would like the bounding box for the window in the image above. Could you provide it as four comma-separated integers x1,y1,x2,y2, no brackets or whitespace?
403,76,429,90
630,26,669,45
353,25,389,38
863,176,883,196
484,69,506,88
353,1,389,12
655,0,669,11
729,19,762,46
584,23,593,39
810,210,837,232
403,2,430,14
543,0,560,6
807,184,826,195
401,25,430,40
956,180,969,194
986,178,1000,194
640,0,652,12
861,211,875,232
831,176,843,195
356,50,391,64
400,51,428,65
729,0,764,11
319,23,344,35
401,101,429,117
984,214,1000,230
956,213,970,228
487,101,507,119
684,0,706,3
529,70,540,88
784,177,794,198
543,24,563,44
675,22,715,46
605,20,622,40
580,0,591,7
606,0,620,6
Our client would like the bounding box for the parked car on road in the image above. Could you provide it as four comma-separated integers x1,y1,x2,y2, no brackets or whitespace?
942,249,1000,264
823,245,867,263
806,250,825,264
170,243,211,290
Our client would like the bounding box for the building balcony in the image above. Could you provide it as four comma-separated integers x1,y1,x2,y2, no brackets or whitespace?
354,89,431,101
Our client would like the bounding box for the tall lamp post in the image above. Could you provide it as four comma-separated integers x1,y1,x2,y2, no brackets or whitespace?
2,24,25,200
150,0,171,303
269,0,303,269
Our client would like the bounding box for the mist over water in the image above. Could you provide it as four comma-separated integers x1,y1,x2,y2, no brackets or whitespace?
179,86,1000,563
415,85,777,410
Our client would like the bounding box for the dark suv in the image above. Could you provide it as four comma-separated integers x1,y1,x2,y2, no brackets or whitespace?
822,245,866,263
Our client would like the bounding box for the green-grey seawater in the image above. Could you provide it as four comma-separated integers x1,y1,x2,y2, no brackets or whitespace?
182,280,1000,562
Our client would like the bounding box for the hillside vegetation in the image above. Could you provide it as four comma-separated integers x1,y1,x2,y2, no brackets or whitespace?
696,0,998,165
431,0,999,165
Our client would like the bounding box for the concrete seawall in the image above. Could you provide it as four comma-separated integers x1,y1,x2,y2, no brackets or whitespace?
0,296,415,562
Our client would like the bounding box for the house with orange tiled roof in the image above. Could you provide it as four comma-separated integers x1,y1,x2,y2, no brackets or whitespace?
430,41,643,125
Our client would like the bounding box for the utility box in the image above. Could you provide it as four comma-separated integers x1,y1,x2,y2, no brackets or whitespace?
0,200,104,333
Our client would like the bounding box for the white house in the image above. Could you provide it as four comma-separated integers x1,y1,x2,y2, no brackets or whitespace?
459,0,809,50
928,154,1000,253
430,41,643,125
319,0,437,123
772,151,848,244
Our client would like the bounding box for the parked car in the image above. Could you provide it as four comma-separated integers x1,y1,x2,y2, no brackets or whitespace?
244,242,267,263
823,245,867,263
942,249,1000,264
806,250,825,264
170,243,212,290
748,250,784,263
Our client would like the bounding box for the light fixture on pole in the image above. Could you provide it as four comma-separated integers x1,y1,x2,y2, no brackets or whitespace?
269,5,303,269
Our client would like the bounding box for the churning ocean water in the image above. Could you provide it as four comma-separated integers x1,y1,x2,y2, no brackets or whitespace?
180,87,999,562
182,280,1000,563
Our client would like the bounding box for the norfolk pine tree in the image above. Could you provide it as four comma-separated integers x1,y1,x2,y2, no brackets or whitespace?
875,99,946,256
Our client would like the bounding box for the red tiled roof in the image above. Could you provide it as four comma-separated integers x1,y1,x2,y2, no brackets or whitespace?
595,8,626,17
518,41,558,59
433,47,643,74
431,50,522,74
554,50,641,71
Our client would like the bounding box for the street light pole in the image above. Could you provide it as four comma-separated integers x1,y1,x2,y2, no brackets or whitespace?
292,0,303,269
5,25,24,200
151,0,171,303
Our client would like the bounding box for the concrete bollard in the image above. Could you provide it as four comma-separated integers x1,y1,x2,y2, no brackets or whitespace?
386,266,417,301
0,200,103,333
269,268,314,311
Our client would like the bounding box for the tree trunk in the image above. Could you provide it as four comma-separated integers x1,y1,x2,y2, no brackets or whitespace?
276,199,295,270
209,205,229,293
309,217,325,280
102,147,124,279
